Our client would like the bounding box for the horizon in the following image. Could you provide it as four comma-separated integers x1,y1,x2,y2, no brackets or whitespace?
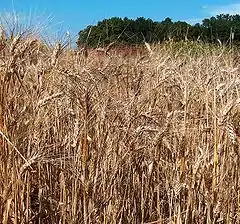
0,0,240,39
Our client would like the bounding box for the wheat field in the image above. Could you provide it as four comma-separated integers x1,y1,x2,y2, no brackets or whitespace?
1,25,240,224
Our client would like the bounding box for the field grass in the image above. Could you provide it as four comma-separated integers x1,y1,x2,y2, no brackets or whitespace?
1,25,240,224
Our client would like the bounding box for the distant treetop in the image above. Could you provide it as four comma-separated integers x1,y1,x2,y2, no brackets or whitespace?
77,14,240,48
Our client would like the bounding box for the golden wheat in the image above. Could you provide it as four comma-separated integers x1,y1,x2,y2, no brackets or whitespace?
1,25,240,223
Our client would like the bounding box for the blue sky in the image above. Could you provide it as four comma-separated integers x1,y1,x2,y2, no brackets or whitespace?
0,0,240,37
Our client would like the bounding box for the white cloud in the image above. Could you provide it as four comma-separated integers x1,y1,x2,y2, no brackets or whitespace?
183,3,240,26
205,3,240,16
185,18,203,25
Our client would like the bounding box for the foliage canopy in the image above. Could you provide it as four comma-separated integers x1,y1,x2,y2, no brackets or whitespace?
77,14,240,48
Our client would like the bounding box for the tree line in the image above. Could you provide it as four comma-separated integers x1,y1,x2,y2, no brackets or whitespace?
77,14,240,48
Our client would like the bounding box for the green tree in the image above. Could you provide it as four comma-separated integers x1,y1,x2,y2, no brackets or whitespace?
77,14,240,48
